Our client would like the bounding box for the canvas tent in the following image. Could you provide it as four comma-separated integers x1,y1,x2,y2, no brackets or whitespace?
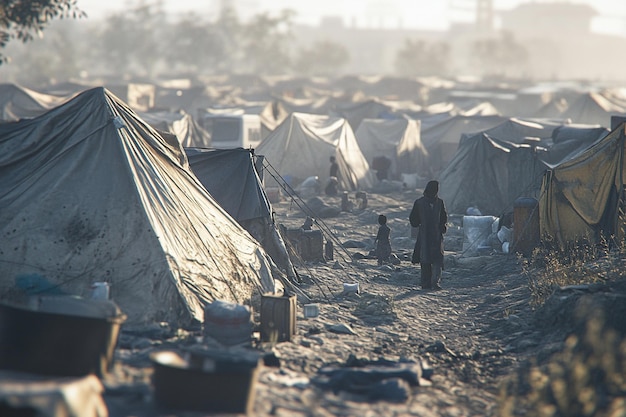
0,83,74,123
540,123,626,248
186,147,297,281
139,109,212,148
354,118,429,178
420,114,507,174
331,99,398,131
439,133,549,216
560,91,626,127
0,87,276,325
440,123,608,216
255,112,375,191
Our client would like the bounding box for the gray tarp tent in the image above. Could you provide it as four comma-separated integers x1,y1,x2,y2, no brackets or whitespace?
540,123,626,248
420,114,506,175
354,118,429,178
439,133,549,216
0,87,276,325
139,109,212,148
256,112,375,191
186,147,297,281
440,123,608,216
0,83,75,123
560,91,626,127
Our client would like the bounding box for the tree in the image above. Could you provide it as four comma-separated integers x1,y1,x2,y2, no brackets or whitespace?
470,32,529,78
97,2,167,78
0,0,85,64
293,40,350,76
164,14,223,75
394,39,450,77
239,10,294,75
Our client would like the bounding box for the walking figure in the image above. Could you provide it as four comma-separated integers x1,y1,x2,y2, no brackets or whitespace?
409,180,447,290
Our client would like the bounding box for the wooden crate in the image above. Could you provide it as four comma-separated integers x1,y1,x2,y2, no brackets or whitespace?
260,294,296,343
284,229,324,262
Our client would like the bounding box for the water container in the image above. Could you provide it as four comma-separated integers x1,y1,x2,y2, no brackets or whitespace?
303,304,320,318
90,282,110,300
462,216,498,256
203,300,253,346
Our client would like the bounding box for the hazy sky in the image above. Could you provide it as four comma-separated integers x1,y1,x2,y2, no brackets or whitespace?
76,0,626,36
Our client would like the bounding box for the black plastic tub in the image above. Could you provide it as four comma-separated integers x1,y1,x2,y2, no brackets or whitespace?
151,349,260,415
0,296,126,377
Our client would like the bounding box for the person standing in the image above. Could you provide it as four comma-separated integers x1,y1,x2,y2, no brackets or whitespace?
374,214,392,266
329,156,339,178
326,156,340,196
409,180,447,290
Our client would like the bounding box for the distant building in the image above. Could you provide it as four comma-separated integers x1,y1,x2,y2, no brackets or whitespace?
290,1,626,82
500,2,597,39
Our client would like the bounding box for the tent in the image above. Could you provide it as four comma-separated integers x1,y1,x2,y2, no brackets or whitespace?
186,147,297,281
420,114,507,174
354,118,429,178
139,109,212,148
0,83,75,123
560,91,626,127
255,112,375,191
440,122,608,216
439,133,548,216
540,123,626,248
331,99,398,131
0,87,276,325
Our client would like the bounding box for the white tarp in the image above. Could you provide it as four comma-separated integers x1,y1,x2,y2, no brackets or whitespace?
256,112,375,190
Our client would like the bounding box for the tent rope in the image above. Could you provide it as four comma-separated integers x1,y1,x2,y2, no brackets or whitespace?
261,157,371,285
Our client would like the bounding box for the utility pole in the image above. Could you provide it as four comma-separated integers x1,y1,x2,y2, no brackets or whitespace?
449,0,494,34
476,0,494,34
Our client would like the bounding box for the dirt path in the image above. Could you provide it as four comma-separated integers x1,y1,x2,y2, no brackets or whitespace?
248,190,539,417
105,190,552,417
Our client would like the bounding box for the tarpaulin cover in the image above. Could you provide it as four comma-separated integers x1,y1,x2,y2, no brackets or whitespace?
186,147,271,223
540,123,625,247
439,120,607,216
256,112,374,190
355,118,429,177
0,87,275,325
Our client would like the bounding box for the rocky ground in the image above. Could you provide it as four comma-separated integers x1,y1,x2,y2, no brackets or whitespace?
102,188,626,417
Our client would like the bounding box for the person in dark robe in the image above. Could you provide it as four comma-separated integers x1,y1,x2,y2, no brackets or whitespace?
374,214,392,266
409,180,448,290
329,156,339,178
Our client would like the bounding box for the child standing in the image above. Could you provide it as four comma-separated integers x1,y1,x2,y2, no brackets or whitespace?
375,214,392,266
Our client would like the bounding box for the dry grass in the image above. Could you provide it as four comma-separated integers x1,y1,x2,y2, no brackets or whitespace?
499,240,626,417
520,240,624,307
499,312,626,417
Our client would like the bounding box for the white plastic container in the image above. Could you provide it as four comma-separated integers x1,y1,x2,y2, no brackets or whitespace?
91,282,110,300
303,304,319,318
462,215,498,256
343,283,360,294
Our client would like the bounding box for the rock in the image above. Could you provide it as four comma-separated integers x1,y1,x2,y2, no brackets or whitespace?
327,323,358,335
425,340,457,357
263,351,281,367
343,240,369,248
368,378,411,402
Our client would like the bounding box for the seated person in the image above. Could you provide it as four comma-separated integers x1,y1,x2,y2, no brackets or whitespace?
325,176,339,196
